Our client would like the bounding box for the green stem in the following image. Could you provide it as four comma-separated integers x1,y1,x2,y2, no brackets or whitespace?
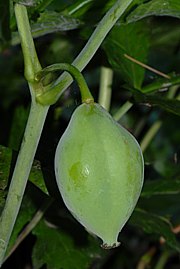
154,251,170,269
36,0,134,105
0,102,49,266
140,120,162,153
113,101,133,121
36,63,94,104
98,66,113,111
14,4,42,82
136,247,156,269
0,5,48,266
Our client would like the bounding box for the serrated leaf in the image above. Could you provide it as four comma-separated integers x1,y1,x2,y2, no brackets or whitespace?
133,91,180,116
127,0,180,22
32,220,104,269
103,21,150,89
141,179,180,197
33,11,82,33
129,208,180,252
12,11,82,45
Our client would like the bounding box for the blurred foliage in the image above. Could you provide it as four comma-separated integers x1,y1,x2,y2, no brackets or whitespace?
0,0,180,268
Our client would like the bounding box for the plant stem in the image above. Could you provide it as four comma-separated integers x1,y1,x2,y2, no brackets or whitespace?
136,246,156,269
0,101,49,266
14,4,41,82
0,4,48,266
36,63,94,104
98,66,113,111
140,120,162,153
154,251,170,269
113,101,133,121
36,0,134,105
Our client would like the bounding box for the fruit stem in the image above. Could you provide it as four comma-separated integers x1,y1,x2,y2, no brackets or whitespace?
36,63,94,104
36,0,134,105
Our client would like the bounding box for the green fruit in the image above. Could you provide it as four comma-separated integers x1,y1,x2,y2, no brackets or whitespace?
55,102,144,248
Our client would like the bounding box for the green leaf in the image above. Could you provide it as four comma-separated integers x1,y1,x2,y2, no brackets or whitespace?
103,21,150,89
32,220,104,269
29,160,49,195
33,10,82,33
0,145,12,214
0,146,48,196
129,208,180,252
8,105,29,151
133,91,180,116
12,11,82,45
127,0,180,22
64,0,116,20
141,75,180,94
150,21,180,48
34,0,55,11
64,0,94,18
141,179,180,197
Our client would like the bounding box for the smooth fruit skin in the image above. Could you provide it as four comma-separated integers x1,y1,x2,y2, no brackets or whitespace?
55,103,144,248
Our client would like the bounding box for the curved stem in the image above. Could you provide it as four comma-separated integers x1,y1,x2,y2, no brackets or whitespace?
36,63,94,104
36,0,134,105
98,66,113,111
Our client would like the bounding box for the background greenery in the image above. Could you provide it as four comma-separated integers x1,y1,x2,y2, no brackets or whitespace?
0,0,180,268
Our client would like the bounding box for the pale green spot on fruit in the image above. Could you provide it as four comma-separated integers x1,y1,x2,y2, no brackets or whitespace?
69,162,89,187
55,102,144,248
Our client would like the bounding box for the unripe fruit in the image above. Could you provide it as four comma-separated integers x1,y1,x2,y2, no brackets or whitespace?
55,102,144,248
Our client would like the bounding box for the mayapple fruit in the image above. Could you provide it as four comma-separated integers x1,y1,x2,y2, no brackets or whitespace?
55,102,144,248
